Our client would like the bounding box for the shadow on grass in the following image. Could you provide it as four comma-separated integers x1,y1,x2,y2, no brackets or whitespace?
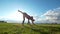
4,32,8,34
33,24,60,32
31,28,48,34
15,24,60,34
24,25,49,34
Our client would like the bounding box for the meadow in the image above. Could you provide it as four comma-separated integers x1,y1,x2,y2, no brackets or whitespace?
0,23,60,34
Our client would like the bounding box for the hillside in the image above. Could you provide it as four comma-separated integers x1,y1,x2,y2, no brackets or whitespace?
0,23,60,34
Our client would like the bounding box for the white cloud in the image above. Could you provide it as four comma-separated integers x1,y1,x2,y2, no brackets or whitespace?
39,7,60,23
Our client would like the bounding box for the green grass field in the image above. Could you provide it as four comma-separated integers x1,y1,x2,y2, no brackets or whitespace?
0,23,60,34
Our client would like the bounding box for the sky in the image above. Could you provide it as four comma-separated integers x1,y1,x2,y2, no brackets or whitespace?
0,0,60,23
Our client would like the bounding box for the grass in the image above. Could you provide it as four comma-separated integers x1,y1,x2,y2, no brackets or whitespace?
0,23,60,34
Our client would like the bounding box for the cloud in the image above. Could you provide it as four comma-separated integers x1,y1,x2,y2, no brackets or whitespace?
40,7,60,23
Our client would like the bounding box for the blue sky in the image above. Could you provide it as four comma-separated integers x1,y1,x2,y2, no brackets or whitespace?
0,0,60,22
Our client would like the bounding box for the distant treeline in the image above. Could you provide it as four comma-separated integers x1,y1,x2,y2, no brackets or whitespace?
36,23,60,24
0,21,7,23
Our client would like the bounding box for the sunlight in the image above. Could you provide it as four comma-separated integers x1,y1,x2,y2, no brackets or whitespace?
6,11,23,21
